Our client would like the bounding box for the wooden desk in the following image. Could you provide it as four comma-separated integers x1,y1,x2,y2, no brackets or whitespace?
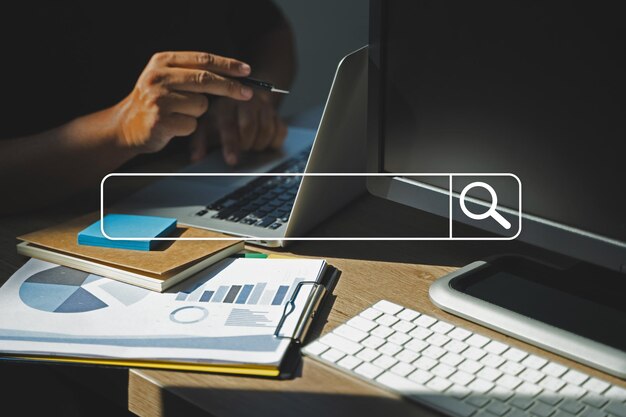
2,155,625,417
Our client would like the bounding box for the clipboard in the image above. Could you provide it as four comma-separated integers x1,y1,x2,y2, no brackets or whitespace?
2,265,339,379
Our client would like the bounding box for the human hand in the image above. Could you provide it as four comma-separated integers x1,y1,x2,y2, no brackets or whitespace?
190,92,288,165
112,51,254,154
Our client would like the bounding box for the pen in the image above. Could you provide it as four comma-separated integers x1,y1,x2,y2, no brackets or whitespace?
240,77,290,94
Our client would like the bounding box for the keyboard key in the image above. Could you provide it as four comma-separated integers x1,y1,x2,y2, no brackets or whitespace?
500,360,525,376
388,332,412,346
517,382,542,397
371,325,394,339
378,342,403,357
302,341,328,356
373,300,404,315
390,361,415,377
539,376,566,392
413,356,438,371
347,316,377,332
480,353,506,368
361,335,386,350
522,355,549,370
477,366,502,382
510,395,535,410
395,348,420,364
605,401,626,417
334,324,368,342
373,354,398,370
359,307,383,321
462,346,487,361
408,327,433,340
562,369,589,386
552,411,576,417
337,355,362,370
502,347,528,363
497,374,523,390
405,338,429,353
538,392,562,406
320,333,363,355
426,332,450,347
466,334,490,348
396,308,420,322
559,384,587,400
466,395,491,408
542,362,568,378
490,386,514,402
413,314,437,328
422,345,447,360
529,401,555,417
448,327,472,341
321,348,345,363
354,362,384,379
408,368,434,384
450,370,475,386
356,347,380,362
426,376,453,392
376,313,400,327
447,384,472,399
484,340,509,355
467,378,494,394
606,385,626,401
582,394,608,408
520,368,546,384
486,399,510,416
580,408,607,417
430,321,454,334
432,363,456,379
440,352,465,367
391,320,415,334
458,359,483,374
582,377,610,394
559,399,585,414
445,339,469,354
377,370,426,391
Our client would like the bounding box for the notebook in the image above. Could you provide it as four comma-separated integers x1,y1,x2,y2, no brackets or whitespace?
17,213,244,292
0,257,337,378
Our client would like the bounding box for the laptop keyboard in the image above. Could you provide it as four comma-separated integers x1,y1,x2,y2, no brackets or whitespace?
194,147,311,229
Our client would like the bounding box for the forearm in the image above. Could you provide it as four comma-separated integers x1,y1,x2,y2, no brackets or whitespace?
0,107,138,214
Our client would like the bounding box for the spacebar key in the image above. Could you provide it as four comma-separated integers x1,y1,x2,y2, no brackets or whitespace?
377,372,476,417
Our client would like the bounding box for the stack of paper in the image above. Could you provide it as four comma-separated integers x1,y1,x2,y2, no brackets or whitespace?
0,257,331,377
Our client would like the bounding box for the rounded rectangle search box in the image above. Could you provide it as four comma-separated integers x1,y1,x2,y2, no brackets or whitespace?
101,173,522,241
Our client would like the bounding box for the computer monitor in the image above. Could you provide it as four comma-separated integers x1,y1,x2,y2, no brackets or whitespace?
367,0,626,272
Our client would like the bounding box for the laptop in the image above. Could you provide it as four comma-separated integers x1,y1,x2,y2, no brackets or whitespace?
112,46,368,247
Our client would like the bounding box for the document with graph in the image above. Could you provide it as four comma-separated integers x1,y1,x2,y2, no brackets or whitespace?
0,257,331,376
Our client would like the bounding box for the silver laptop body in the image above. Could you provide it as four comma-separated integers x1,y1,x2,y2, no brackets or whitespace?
113,46,368,247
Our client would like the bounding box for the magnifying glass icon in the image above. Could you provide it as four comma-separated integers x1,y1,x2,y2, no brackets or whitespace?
460,182,511,230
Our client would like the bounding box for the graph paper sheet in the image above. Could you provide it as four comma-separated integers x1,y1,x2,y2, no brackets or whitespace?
0,257,326,367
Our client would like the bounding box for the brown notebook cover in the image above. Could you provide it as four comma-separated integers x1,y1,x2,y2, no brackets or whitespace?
17,213,242,277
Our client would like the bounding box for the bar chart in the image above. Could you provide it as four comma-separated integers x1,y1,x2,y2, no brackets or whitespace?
175,277,306,307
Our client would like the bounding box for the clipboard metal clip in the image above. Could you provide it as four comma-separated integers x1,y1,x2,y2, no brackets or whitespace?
273,280,325,343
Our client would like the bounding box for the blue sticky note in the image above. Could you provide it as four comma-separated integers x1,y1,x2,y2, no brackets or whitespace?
77,214,177,251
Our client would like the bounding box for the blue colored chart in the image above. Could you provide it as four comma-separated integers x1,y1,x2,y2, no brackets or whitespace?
19,266,108,313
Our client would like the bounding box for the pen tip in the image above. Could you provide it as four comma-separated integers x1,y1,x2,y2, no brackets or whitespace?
271,88,290,94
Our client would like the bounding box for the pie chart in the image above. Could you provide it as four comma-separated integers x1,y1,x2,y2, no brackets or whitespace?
19,266,108,313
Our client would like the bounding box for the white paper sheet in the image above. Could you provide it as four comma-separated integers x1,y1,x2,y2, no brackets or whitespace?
0,257,326,366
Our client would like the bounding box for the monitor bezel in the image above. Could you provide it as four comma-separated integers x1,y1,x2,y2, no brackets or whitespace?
365,0,626,273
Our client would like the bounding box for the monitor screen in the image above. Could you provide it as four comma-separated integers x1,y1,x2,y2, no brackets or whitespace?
379,1,626,244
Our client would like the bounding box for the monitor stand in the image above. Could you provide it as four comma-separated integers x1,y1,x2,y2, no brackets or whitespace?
429,254,626,379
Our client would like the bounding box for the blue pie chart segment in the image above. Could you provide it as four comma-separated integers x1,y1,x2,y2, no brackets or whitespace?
19,266,108,313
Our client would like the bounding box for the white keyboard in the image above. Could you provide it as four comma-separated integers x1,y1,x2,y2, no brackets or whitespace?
302,300,626,417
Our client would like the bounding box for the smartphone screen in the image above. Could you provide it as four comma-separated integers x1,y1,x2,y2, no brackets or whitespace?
450,257,626,352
